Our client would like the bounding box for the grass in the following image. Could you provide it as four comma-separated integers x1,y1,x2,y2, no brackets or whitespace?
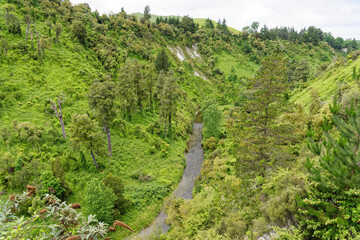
291,57,360,110
0,28,190,237
215,51,259,79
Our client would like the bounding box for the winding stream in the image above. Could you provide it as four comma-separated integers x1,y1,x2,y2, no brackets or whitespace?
133,121,204,239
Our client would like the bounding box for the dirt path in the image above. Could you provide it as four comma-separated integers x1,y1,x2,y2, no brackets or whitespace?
132,122,204,239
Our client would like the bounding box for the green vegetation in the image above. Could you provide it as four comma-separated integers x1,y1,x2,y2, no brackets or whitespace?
0,0,360,239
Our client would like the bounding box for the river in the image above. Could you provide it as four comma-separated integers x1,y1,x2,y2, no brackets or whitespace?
132,121,204,239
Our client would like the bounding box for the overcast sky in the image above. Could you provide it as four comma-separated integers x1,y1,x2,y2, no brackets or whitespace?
71,0,360,40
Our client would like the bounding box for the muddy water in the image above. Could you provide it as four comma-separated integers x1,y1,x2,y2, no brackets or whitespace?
133,121,204,239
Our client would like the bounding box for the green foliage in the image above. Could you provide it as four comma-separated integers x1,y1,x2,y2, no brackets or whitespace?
301,97,360,238
309,89,322,116
39,170,64,197
292,56,360,109
203,104,222,139
89,78,117,156
88,79,117,126
215,212,246,239
143,5,151,22
102,173,128,215
180,15,198,33
260,168,305,228
306,98,360,189
203,136,217,151
0,170,7,190
0,192,111,239
72,19,87,45
0,0,346,238
69,113,105,169
154,49,170,72
117,59,148,118
229,55,293,174
157,71,180,138
84,179,117,224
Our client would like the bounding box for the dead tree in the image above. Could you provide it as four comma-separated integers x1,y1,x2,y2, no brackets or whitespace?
49,93,66,139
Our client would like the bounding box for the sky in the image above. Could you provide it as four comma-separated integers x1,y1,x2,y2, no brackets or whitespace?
71,0,360,40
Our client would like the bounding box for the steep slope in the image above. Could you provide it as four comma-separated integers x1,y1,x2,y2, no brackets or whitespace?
0,0,342,239
291,53,360,108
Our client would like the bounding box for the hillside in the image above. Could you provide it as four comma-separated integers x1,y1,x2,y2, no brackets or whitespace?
1,0,359,239
292,52,360,108
131,12,241,34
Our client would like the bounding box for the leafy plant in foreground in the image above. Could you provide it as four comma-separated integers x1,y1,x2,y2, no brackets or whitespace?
0,188,134,239
301,97,360,239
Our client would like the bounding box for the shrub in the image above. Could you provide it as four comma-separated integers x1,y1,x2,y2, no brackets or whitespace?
39,171,64,197
102,173,128,215
84,180,116,223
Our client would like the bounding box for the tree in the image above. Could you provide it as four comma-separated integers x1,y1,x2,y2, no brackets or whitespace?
145,65,155,112
69,113,105,169
48,93,66,139
180,15,197,33
89,79,117,156
22,4,33,41
55,23,62,44
118,60,147,118
229,55,291,175
203,104,222,139
85,180,116,223
143,5,151,21
155,49,170,72
352,66,359,81
294,59,310,82
15,122,42,151
309,89,322,116
2,4,15,25
157,71,180,137
204,18,214,29
0,152,14,173
0,37,9,59
102,173,127,215
0,127,12,151
250,22,260,33
306,97,360,189
72,20,87,45
334,37,344,50
7,14,21,35
300,97,360,239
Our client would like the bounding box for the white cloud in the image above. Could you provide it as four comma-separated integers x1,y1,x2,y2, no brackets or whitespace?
71,0,360,39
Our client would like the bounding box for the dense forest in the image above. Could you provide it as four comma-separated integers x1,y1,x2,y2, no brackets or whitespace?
0,0,360,239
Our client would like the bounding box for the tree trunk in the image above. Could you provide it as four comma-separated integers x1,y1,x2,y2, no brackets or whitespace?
5,11,9,25
26,20,30,41
169,114,172,136
59,116,66,138
164,123,167,138
104,125,112,156
90,150,99,169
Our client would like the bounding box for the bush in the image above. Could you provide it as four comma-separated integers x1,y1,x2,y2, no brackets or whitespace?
204,137,217,151
203,104,222,139
84,179,116,223
102,173,128,215
39,171,64,197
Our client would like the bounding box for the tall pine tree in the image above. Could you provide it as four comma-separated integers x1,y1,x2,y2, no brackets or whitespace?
229,55,292,175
